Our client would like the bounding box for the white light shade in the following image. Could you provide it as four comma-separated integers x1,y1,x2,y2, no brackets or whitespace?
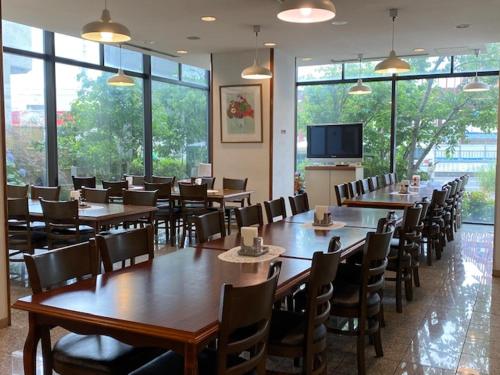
375,50,410,74
107,69,135,86
277,0,336,23
241,63,273,80
463,77,490,92
82,8,131,43
348,79,372,95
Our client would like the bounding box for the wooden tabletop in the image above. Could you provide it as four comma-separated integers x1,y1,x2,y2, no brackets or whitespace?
129,186,253,201
285,206,403,228
14,247,311,344
344,182,440,209
199,221,370,260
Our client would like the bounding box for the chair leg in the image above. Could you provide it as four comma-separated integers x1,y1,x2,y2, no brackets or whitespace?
226,211,232,235
356,334,366,375
405,270,413,301
413,265,420,288
373,315,384,357
396,271,403,313
426,239,433,266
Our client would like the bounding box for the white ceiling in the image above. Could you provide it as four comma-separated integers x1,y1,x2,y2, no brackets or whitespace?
3,0,500,69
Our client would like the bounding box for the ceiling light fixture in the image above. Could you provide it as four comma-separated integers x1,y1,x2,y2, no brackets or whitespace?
176,50,188,54
107,45,135,87
456,24,470,29
241,25,272,80
463,49,490,92
277,0,336,23
82,0,131,43
413,48,425,53
331,20,348,25
264,42,277,47
201,16,217,22
375,9,411,75
349,54,372,95
302,57,313,61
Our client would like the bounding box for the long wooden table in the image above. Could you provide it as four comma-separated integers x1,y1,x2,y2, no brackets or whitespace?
27,200,158,231
343,182,440,209
14,248,311,375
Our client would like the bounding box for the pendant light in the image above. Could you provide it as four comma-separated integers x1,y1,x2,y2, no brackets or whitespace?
277,0,336,23
375,9,410,74
107,45,135,87
241,26,273,80
463,49,490,92
349,54,372,95
82,0,131,43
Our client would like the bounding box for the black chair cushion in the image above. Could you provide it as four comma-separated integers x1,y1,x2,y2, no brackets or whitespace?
53,333,163,375
56,225,96,234
269,310,326,347
331,283,380,309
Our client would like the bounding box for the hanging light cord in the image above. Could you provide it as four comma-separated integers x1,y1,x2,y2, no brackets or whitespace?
254,27,259,65
391,16,396,51
119,44,122,71
474,49,479,78
358,55,362,79
104,0,108,10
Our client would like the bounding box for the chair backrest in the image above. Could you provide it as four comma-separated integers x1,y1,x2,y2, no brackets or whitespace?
151,176,176,185
144,182,172,200
31,185,60,201
430,189,447,209
223,177,248,191
400,206,423,234
8,197,30,222
41,199,79,223
346,181,359,198
334,184,349,206
368,176,379,192
123,189,158,206
24,242,99,294
95,225,155,272
81,187,110,204
377,175,386,188
190,177,216,189
192,210,226,244
289,192,310,215
217,262,281,375
8,198,32,251
416,199,430,224
384,174,392,186
390,172,397,184
124,175,145,186
72,176,96,190
179,183,208,209
102,180,128,198
263,197,287,223
358,179,370,195
235,204,264,229
7,184,29,198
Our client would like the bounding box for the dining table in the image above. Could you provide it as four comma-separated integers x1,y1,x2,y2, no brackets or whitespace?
13,247,311,375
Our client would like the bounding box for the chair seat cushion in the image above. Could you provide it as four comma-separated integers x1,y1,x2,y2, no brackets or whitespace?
53,333,163,375
269,310,326,347
56,225,95,234
331,283,380,309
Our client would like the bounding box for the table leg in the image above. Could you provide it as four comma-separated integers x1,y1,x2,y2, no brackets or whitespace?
23,313,41,375
184,343,198,375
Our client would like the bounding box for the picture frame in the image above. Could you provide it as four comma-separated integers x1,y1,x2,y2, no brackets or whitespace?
219,84,263,143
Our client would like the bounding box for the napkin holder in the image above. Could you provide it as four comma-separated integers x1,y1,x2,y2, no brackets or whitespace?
313,212,333,227
238,237,269,257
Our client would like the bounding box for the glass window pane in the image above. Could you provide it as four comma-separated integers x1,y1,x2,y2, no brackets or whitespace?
399,56,451,76
344,60,392,79
396,77,498,224
151,56,179,80
56,63,144,194
104,45,143,73
296,82,392,176
3,54,46,185
297,64,341,82
2,20,43,53
181,65,208,86
454,43,500,73
152,81,208,178
54,33,100,64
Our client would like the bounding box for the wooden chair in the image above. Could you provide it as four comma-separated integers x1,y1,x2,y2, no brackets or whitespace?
122,190,158,229
40,199,94,249
190,176,216,189
268,249,341,374
72,176,96,190
151,176,176,184
347,181,359,198
368,176,379,192
24,242,161,375
102,180,128,202
289,192,309,215
234,204,264,229
423,190,448,263
124,175,146,186
31,185,61,201
377,175,387,188
334,183,349,206
191,210,226,244
129,262,282,375
7,184,29,198
264,197,287,223
81,187,110,204
222,177,249,234
357,179,370,195
384,174,392,186
144,182,176,243
328,226,394,375
95,225,155,272
389,172,397,184
178,183,213,246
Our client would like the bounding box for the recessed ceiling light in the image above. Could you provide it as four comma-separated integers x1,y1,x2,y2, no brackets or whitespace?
176,50,188,54
143,40,156,45
302,57,313,61
201,16,216,22
187,36,201,40
331,21,348,25
413,48,425,52
264,42,277,47
456,24,470,29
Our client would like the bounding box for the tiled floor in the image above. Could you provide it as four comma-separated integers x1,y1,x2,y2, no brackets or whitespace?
2,224,498,374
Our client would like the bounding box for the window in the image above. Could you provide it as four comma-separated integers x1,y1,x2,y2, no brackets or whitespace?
55,33,100,64
152,81,208,178
296,82,392,176
399,56,452,76
297,64,341,82
344,60,391,79
2,20,43,53
396,77,498,224
3,53,47,185
181,64,208,86
454,43,500,73
151,56,179,80
56,64,145,191
104,45,143,73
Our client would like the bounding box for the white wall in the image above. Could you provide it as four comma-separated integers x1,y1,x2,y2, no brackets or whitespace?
212,50,272,204
494,71,500,277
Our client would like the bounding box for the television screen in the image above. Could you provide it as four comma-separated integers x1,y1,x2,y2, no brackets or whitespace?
307,123,363,159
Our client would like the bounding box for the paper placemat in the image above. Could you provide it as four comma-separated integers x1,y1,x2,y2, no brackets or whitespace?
301,221,346,231
389,191,418,196
218,245,286,264
207,189,219,194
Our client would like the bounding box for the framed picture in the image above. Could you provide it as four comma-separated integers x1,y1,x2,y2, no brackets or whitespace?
220,84,263,143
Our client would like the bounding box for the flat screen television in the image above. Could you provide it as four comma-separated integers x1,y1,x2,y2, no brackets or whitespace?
306,123,363,163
